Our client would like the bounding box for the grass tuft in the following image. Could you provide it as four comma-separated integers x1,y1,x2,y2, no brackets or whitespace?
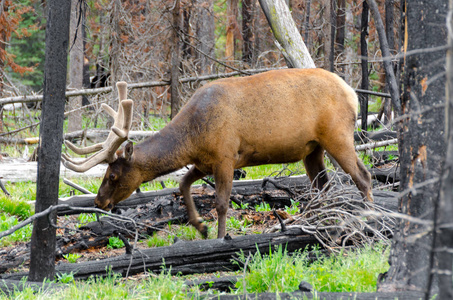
234,242,390,294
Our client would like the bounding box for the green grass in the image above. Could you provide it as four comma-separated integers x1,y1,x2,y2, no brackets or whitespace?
1,243,390,298
234,243,390,294
0,213,33,246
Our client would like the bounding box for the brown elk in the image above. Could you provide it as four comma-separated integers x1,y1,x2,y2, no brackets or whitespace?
62,68,373,239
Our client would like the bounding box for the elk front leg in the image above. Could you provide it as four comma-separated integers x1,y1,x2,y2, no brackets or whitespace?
213,162,234,238
180,166,208,238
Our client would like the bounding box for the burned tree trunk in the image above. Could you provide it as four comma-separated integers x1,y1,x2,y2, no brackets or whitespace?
242,0,255,65
360,1,369,132
170,0,181,119
378,0,447,294
28,0,71,282
434,0,453,297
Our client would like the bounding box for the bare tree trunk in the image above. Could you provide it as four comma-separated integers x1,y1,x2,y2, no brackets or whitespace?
335,0,345,77
170,0,181,119
0,1,7,133
242,0,255,65
258,0,315,69
68,0,84,132
181,2,192,60
382,0,395,124
377,0,447,294
432,1,453,298
322,0,332,70
29,0,71,282
367,0,401,115
304,0,312,48
196,0,214,73
225,0,238,64
328,0,336,72
360,1,369,132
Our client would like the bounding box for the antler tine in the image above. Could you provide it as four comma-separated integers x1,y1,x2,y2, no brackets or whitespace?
64,141,104,156
117,81,127,101
61,81,134,173
62,148,111,173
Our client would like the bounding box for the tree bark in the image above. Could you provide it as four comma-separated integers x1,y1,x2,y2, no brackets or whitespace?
28,0,71,282
360,1,369,132
242,0,254,64
225,0,238,63
335,0,345,76
377,0,447,294
196,0,215,73
303,0,312,48
367,0,401,115
382,0,395,124
170,0,181,119
258,0,315,69
67,0,84,132
55,228,319,279
433,0,453,297
328,0,336,72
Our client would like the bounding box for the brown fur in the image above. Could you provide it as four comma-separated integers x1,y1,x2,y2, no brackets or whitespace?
95,68,373,238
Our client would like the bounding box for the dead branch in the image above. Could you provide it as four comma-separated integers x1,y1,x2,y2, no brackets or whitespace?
264,171,397,251
0,205,135,240
355,138,398,151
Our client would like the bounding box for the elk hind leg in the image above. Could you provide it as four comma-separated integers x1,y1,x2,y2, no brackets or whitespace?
324,141,373,201
303,144,328,190
180,166,209,238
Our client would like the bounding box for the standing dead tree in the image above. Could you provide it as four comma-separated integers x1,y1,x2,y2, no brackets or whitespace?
28,0,71,282
258,0,315,69
378,0,447,295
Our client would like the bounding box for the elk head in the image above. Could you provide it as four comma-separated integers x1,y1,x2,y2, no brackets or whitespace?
93,141,144,210
62,81,136,210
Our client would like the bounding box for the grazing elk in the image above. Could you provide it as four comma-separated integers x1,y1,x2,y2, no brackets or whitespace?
62,68,373,239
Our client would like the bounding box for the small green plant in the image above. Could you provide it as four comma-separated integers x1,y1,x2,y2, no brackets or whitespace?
55,272,75,284
175,224,199,241
231,201,249,210
106,236,125,249
77,213,97,227
226,216,242,231
147,232,171,247
255,202,271,212
63,253,82,263
0,213,33,246
285,199,300,215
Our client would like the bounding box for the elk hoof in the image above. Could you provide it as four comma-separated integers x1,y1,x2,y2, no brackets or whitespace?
200,223,208,239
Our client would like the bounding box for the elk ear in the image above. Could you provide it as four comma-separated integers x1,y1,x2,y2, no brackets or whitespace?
123,141,134,161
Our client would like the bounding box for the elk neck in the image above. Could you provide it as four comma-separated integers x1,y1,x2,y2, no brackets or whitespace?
131,123,192,182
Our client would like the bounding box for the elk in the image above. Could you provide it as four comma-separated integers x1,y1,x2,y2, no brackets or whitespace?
62,68,373,239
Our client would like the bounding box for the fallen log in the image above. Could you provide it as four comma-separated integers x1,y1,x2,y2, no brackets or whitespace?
1,227,321,280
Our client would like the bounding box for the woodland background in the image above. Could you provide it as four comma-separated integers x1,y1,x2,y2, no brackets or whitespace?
0,0,396,135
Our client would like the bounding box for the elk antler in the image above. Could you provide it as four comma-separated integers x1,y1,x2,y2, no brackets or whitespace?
61,81,134,172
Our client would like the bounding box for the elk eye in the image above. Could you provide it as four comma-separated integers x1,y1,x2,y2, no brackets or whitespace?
109,173,117,181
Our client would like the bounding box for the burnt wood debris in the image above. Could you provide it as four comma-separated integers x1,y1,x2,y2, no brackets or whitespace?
0,174,399,279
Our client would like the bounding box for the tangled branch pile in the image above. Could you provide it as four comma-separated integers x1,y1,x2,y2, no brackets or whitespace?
265,171,396,252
